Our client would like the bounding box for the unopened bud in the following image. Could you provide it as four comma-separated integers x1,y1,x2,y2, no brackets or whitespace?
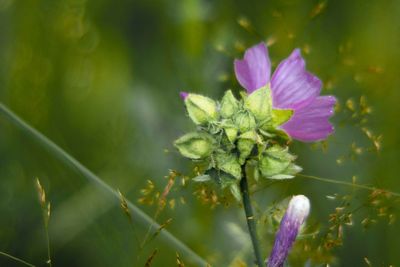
267,195,310,267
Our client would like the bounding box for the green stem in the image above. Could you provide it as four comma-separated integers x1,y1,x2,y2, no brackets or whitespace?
0,251,36,267
297,174,400,197
0,102,209,267
44,223,52,267
240,165,264,267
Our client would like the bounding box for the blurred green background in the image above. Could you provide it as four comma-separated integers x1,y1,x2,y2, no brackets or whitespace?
1,0,400,266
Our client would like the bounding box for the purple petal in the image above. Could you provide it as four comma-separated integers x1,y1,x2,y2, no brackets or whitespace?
234,42,271,94
271,49,321,110
281,96,336,142
180,91,189,100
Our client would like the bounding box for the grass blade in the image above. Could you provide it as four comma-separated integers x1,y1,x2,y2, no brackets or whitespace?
0,102,209,267
0,251,36,267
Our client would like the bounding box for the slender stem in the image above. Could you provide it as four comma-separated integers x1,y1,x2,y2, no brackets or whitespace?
297,174,400,197
0,102,209,267
44,224,52,267
0,251,36,267
240,165,264,267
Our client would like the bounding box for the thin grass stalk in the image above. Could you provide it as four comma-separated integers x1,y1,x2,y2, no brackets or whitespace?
0,251,36,267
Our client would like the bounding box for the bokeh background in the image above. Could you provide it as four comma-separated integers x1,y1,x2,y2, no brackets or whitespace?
1,0,400,266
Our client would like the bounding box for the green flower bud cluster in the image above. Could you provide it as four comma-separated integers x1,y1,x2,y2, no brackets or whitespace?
174,87,301,201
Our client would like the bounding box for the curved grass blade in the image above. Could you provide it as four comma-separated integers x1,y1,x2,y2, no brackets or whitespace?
0,251,36,267
0,102,209,267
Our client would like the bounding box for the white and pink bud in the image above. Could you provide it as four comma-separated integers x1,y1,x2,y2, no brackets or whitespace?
267,195,310,267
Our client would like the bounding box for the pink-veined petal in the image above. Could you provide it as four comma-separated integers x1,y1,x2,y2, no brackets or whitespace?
234,42,271,94
281,96,336,142
271,49,321,110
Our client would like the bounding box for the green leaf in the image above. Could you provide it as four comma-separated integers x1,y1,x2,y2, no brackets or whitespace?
220,90,239,118
244,85,272,122
174,132,215,159
234,111,256,132
185,93,218,125
214,151,242,179
272,109,293,126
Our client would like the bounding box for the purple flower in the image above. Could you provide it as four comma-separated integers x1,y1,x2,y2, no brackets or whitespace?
267,195,310,267
234,43,336,142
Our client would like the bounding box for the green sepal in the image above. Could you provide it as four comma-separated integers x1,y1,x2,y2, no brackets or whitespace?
272,109,293,126
266,145,296,162
259,145,298,178
220,90,239,118
224,127,238,143
239,91,248,100
234,111,256,133
259,127,291,143
237,131,260,164
273,128,291,141
185,94,218,125
268,174,294,179
267,162,302,179
253,166,260,182
214,151,242,179
243,160,260,182
219,173,237,188
240,130,261,142
259,154,290,178
174,132,215,159
244,85,272,122
206,168,238,188
205,125,218,136
287,163,302,174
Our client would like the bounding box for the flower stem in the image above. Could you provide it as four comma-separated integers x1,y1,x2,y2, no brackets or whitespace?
240,165,264,267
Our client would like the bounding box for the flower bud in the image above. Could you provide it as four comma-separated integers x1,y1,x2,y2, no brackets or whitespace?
258,145,300,179
244,85,272,122
267,195,310,267
174,132,215,159
234,111,256,133
214,151,241,179
185,94,218,125
237,131,260,164
224,127,238,143
220,90,239,118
